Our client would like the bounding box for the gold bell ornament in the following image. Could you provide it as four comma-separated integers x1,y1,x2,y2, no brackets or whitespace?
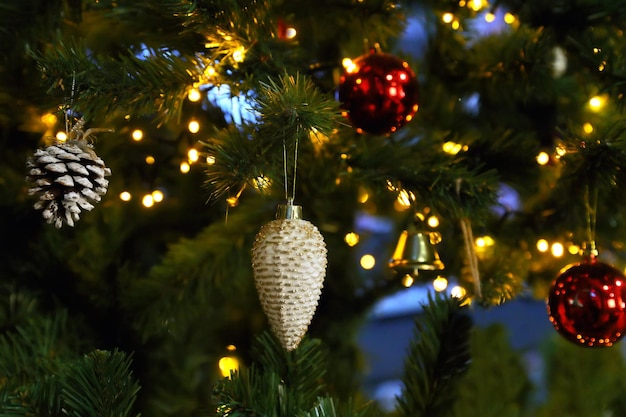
389,220,444,279
251,199,327,351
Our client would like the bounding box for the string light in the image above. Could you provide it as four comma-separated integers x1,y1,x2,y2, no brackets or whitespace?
187,87,202,102
180,161,191,173
218,356,240,378
427,215,440,228
142,194,155,208
188,148,199,163
344,232,360,247
402,275,414,287
568,244,580,255
442,12,454,23
588,95,606,112
551,242,564,257
226,196,239,207
152,190,164,203
41,113,57,128
583,122,594,134
450,285,467,298
284,27,297,39
188,120,200,133
360,254,376,270
536,239,549,252
503,12,516,24
484,12,496,22
204,65,216,78
206,155,216,165
536,151,550,165
433,276,448,292
358,189,369,203
451,20,461,30
119,191,132,201
342,58,356,73
56,131,68,142
396,190,414,209
442,141,464,155
132,129,144,141
145,156,155,165
232,46,246,63
467,0,486,12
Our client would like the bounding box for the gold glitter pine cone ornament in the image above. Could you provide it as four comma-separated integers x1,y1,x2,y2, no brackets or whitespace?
26,121,112,228
251,202,328,351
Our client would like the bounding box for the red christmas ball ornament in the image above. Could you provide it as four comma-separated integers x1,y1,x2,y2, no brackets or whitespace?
337,52,419,135
547,256,626,347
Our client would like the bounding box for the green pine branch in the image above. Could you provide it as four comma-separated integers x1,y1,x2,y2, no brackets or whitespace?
214,334,379,417
31,38,196,123
397,292,473,417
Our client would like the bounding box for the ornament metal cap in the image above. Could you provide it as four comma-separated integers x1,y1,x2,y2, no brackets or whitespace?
275,199,302,220
389,223,445,277
581,241,599,260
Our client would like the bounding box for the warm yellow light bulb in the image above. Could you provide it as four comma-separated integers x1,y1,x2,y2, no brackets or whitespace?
188,120,200,133
442,12,454,23
433,276,449,292
218,356,240,378
145,155,155,165
206,155,216,165
536,239,549,252
396,190,414,209
232,46,246,63
142,194,155,208
504,12,516,24
152,190,164,203
342,58,356,73
402,275,414,287
568,244,580,255
180,161,191,173
204,66,216,77
485,12,496,22
188,148,199,163
132,129,144,141
427,216,440,228
551,242,564,257
450,285,467,299
443,141,463,155
187,88,202,102
226,196,239,207
536,151,550,165
119,191,132,202
344,232,360,247
468,0,484,12
56,131,67,142
41,112,57,128
583,122,594,134
360,254,376,270
588,95,606,112
285,27,297,39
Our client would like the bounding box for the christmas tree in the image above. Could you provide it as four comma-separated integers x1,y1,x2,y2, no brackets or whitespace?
3,0,626,416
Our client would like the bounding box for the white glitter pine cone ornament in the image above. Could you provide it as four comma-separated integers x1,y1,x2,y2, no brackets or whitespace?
251,201,328,351
26,119,112,228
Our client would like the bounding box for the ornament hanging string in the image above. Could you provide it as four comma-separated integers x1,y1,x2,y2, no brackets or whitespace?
64,71,77,136
282,124,301,205
62,72,113,144
456,178,482,299
583,183,599,256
